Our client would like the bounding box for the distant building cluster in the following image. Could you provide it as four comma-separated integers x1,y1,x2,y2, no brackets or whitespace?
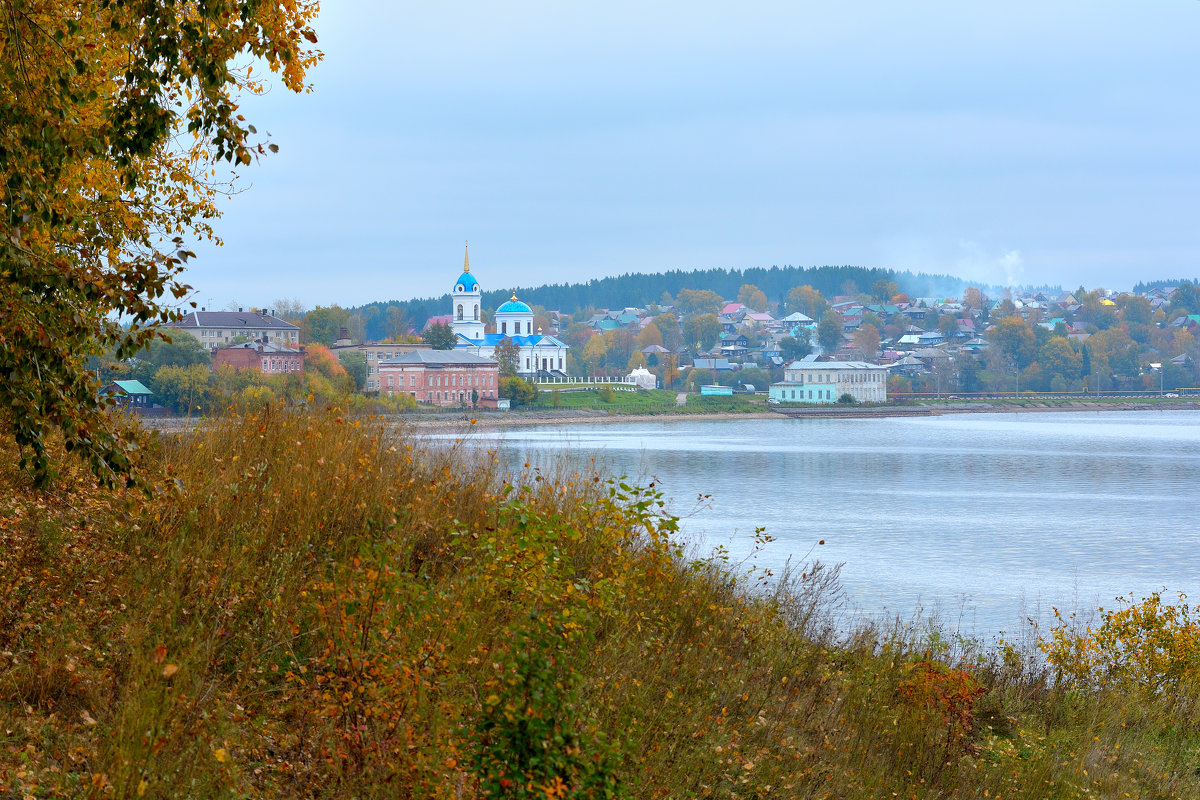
140,254,1199,412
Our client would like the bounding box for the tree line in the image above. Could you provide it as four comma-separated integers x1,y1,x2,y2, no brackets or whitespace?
342,265,984,336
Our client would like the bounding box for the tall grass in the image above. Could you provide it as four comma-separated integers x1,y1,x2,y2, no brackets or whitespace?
1,406,1198,798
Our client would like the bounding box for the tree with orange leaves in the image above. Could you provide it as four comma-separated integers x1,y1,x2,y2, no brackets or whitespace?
0,0,320,485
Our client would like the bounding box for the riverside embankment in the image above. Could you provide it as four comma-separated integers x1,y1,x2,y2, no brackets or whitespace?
143,397,1200,433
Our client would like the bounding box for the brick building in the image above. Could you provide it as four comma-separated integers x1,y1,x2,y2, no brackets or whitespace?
325,340,432,392
377,350,499,407
212,340,305,376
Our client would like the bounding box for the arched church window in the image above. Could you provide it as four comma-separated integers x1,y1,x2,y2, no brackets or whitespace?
457,304,463,321
501,322,507,334
473,305,479,321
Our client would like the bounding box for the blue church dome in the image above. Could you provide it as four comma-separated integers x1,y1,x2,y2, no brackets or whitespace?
455,271,478,292
497,292,531,313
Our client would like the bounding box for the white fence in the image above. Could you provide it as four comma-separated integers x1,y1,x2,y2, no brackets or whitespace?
534,376,637,386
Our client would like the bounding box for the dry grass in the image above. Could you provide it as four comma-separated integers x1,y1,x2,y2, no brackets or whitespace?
1,405,1198,798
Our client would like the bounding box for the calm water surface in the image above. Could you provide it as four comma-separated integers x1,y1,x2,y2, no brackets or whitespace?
460,410,1200,638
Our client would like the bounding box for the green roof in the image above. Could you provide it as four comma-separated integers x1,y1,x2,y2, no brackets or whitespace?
111,380,153,395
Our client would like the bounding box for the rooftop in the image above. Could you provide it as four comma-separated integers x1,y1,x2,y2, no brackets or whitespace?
785,360,882,370
218,341,301,354
169,310,299,330
107,379,153,395
380,350,499,367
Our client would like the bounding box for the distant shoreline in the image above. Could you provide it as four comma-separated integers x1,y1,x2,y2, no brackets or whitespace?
446,400,1200,429
143,399,1200,434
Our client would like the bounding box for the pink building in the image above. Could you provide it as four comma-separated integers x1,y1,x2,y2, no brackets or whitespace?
212,340,304,375
377,350,500,407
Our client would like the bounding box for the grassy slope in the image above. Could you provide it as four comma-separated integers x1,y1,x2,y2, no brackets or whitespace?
536,388,767,415
1,409,1197,799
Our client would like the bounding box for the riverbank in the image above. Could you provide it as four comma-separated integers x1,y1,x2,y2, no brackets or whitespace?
5,408,1199,798
771,398,1200,420
142,397,1200,433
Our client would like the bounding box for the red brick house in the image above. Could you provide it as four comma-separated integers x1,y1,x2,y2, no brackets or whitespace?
212,340,304,375
377,350,499,407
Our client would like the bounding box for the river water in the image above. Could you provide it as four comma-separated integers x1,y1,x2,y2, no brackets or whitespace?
457,410,1200,639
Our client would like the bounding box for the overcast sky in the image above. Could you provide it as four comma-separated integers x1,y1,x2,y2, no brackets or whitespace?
184,1,1200,310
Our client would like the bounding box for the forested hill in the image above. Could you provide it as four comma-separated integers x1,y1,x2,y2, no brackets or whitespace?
1132,278,1200,293
352,264,979,338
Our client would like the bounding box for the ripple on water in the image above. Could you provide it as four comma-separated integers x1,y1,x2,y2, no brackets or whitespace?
449,410,1200,637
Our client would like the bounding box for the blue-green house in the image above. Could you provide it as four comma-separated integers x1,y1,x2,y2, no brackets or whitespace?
101,379,154,407
769,382,837,404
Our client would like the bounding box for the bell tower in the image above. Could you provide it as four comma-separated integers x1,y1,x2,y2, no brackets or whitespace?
450,242,485,341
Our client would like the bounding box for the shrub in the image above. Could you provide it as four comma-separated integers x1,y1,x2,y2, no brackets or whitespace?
474,615,621,798
232,384,277,413
501,376,539,406
1040,591,1200,703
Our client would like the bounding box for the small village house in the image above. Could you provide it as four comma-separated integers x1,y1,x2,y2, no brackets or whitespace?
101,379,154,408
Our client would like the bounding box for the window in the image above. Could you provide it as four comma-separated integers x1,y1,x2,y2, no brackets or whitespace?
473,305,479,321
501,322,507,334
457,304,463,320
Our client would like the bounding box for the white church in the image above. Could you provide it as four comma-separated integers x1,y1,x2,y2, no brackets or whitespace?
450,247,570,378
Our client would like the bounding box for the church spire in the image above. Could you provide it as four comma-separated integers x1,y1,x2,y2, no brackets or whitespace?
463,240,470,273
